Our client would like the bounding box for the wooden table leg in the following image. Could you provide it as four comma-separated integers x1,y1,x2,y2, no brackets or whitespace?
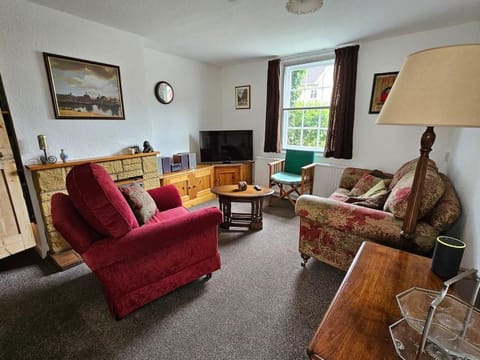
219,197,231,229
249,198,264,230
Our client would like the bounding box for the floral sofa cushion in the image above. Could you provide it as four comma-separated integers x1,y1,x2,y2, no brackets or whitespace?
384,167,445,220
424,173,462,232
345,180,389,210
349,173,384,197
388,158,438,190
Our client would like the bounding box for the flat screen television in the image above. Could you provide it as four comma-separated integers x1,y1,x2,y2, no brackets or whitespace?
199,130,253,163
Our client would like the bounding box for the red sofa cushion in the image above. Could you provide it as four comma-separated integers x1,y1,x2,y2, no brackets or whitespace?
66,162,139,238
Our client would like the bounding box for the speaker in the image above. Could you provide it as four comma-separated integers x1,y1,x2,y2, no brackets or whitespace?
159,157,172,174
175,152,197,169
431,236,466,279
173,153,189,170
187,152,197,169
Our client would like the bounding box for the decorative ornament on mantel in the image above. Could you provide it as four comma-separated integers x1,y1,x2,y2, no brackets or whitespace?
286,0,324,15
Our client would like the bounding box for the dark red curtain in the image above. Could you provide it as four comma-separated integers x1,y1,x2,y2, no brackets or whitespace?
324,45,359,159
264,59,281,153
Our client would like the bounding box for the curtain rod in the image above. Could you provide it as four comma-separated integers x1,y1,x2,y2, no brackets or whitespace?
271,43,359,62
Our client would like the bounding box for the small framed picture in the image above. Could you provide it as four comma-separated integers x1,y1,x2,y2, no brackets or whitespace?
235,85,251,109
368,72,398,114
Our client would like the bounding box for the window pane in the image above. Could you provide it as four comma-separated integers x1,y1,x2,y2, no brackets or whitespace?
302,129,318,148
289,90,304,107
287,129,302,146
319,109,330,127
290,69,306,91
287,110,303,127
304,109,319,127
319,130,327,149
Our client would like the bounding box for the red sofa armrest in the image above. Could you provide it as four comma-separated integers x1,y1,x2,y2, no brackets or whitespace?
147,185,183,211
83,206,223,270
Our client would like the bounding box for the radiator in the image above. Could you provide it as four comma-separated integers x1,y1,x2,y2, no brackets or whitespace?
312,164,345,197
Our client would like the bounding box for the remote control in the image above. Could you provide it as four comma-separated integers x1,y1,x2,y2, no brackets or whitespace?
254,185,261,191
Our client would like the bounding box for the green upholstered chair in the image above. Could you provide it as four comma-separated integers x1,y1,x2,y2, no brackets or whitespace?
268,150,315,207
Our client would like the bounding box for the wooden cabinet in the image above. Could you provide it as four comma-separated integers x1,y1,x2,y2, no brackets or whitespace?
213,162,253,186
159,165,216,208
160,162,254,207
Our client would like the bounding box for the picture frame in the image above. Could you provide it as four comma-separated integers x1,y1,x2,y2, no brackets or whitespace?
368,72,399,114
43,52,125,119
235,85,251,109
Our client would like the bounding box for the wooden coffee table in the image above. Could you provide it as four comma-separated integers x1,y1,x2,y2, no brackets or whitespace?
307,241,446,360
211,185,274,230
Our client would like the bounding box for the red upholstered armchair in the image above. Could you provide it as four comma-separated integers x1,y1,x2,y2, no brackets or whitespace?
51,162,222,319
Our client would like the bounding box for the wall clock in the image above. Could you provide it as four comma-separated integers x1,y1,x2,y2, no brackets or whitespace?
154,81,174,104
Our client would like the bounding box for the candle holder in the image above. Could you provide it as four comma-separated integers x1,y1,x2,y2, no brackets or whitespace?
37,135,57,164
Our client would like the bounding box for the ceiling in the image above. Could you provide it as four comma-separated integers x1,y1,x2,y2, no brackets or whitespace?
26,0,480,66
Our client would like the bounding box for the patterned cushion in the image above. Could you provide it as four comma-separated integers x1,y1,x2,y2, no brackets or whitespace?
424,173,461,232
349,173,383,197
389,158,438,190
66,163,139,238
346,180,389,210
384,168,445,220
339,168,372,190
120,184,158,225
329,188,350,202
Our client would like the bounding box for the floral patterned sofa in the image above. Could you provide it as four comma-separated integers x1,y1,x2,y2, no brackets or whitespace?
295,158,461,271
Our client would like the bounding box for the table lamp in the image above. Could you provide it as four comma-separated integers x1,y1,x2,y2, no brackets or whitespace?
376,44,480,246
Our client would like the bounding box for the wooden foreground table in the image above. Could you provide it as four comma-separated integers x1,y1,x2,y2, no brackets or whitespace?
307,241,445,360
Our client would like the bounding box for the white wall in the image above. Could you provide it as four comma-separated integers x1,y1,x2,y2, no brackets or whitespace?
144,48,221,157
0,0,149,163
0,0,222,256
220,61,269,159
448,129,480,270
354,22,480,173
220,22,479,172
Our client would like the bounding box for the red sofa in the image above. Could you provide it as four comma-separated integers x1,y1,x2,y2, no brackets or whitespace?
51,162,222,319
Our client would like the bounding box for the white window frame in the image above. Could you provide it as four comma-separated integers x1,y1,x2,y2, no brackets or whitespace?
280,53,334,153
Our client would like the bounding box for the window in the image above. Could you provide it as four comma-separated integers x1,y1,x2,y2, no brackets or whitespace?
281,58,334,152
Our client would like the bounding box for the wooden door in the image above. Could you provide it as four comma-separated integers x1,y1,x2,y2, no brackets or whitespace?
0,112,35,258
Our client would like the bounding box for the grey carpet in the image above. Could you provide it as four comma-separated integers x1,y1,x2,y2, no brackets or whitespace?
0,200,345,360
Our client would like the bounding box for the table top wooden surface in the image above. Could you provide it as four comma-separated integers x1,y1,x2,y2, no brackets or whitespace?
307,241,445,360
211,185,274,199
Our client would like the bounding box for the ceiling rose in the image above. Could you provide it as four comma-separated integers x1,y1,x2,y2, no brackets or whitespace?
286,0,324,15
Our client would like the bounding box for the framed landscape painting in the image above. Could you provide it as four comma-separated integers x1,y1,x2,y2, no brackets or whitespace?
368,72,398,114
43,53,125,119
235,85,250,109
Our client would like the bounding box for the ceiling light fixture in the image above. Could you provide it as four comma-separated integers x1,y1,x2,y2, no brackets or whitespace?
286,0,324,15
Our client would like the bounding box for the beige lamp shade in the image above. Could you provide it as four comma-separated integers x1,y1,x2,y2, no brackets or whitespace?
376,44,480,127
